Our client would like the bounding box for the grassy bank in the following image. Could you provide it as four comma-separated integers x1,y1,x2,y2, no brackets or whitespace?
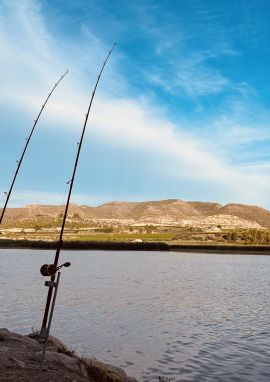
1,239,270,253
73,233,174,241
0,239,169,251
170,244,270,253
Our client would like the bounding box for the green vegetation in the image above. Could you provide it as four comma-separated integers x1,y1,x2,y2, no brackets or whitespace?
94,228,114,233
3,215,270,248
74,233,174,242
57,346,75,358
170,244,270,252
79,358,122,382
72,213,81,219
0,239,169,251
58,345,122,381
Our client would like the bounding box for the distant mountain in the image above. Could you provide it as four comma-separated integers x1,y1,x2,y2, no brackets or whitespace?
2,199,270,228
91,199,202,221
1,199,201,224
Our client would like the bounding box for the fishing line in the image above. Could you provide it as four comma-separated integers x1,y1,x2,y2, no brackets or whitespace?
0,162,18,225
69,71,270,172
0,70,69,227
39,45,116,349
59,142,79,238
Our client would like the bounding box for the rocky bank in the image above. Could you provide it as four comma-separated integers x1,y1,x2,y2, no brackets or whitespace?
0,328,138,382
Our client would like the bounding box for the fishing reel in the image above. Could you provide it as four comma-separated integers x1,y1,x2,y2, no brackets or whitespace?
40,262,71,277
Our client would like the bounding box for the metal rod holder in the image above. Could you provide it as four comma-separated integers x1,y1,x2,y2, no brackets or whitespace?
39,272,61,373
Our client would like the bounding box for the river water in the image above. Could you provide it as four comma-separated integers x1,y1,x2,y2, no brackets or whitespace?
0,249,269,381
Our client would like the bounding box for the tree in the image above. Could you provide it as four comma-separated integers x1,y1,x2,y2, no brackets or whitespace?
226,231,232,241
257,230,264,243
231,231,238,242
242,231,248,241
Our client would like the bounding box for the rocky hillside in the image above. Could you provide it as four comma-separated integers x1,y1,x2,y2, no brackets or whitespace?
215,203,270,229
1,199,202,223
186,201,223,215
2,199,270,228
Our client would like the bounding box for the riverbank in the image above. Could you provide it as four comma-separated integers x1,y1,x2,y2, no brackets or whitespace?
0,239,169,251
0,328,138,382
170,244,270,254
1,239,270,254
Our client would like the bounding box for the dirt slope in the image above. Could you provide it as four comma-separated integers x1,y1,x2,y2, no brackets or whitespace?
186,201,223,216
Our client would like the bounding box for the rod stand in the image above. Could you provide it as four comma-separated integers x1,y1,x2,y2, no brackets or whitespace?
39,272,61,373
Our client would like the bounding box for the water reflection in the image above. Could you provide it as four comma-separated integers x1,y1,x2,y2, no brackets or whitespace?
0,249,269,381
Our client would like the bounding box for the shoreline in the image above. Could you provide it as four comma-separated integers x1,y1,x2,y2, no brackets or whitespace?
0,328,138,382
0,239,168,251
170,248,270,255
169,244,270,255
1,239,270,254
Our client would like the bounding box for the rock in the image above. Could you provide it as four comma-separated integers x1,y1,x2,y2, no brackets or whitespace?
39,334,71,353
0,328,10,341
46,345,58,352
48,363,59,370
9,356,25,368
40,363,49,371
45,351,88,377
27,330,40,341
0,346,9,352
10,332,37,345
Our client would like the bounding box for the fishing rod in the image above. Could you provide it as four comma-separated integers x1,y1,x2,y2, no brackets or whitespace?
0,70,68,226
38,44,116,372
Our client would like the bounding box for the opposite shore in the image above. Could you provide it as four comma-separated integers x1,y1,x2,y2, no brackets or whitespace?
1,239,270,255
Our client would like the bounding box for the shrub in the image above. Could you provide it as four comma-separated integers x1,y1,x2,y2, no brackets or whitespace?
79,357,122,382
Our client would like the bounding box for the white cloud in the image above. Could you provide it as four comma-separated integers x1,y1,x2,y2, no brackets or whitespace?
4,189,114,208
1,0,270,211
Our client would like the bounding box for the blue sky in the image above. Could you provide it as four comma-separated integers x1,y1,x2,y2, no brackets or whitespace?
1,0,270,209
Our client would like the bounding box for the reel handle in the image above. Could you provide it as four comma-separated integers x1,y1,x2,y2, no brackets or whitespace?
40,262,71,277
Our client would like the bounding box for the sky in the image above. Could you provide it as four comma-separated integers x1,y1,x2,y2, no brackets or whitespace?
1,0,270,209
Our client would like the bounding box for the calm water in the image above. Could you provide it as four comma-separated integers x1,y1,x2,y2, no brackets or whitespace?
0,249,269,381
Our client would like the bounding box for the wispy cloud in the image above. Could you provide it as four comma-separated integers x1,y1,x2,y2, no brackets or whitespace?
1,0,270,210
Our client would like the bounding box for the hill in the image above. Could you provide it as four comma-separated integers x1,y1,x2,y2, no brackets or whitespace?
1,199,270,228
214,203,270,229
186,201,223,216
1,199,202,224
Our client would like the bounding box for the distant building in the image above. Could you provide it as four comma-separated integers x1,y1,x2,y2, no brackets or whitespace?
203,227,221,232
